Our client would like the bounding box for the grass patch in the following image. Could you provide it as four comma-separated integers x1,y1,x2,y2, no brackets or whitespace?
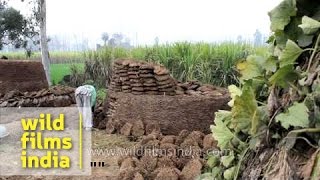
1,51,85,63
50,63,84,85
3,41,268,87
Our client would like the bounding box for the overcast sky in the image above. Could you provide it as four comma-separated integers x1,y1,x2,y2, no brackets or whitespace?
8,0,282,45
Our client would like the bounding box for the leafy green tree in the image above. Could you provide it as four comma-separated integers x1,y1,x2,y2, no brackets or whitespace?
0,3,36,49
1,0,51,85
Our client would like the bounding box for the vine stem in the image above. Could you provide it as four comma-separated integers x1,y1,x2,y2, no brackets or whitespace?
233,146,249,180
307,33,320,72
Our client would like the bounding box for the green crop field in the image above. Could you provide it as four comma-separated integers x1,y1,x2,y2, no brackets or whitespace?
50,63,84,85
2,41,268,87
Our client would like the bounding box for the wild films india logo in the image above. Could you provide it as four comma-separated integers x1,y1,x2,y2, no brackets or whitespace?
20,113,72,168
0,107,91,176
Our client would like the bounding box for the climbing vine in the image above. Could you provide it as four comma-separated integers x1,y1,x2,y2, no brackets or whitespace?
200,0,320,179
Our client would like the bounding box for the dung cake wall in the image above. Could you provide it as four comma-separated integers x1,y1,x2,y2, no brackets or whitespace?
106,59,230,135
0,60,48,94
107,91,229,134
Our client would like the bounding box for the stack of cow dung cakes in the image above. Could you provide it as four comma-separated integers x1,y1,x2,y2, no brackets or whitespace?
111,59,130,92
154,65,176,95
129,61,143,95
110,59,177,96
139,63,157,95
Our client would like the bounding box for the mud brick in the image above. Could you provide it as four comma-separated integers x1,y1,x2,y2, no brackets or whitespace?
144,87,158,91
122,86,131,90
123,89,132,93
132,87,144,92
119,73,128,77
111,78,121,83
143,78,156,84
120,76,130,81
129,75,140,79
139,73,154,78
158,84,174,89
155,75,171,81
140,64,154,70
123,81,131,86
112,74,120,78
116,69,128,73
139,69,154,74
128,71,139,75
157,79,174,85
114,67,128,72
129,67,140,71
143,83,157,87
132,91,144,95
129,61,140,67
130,79,142,83
131,83,144,87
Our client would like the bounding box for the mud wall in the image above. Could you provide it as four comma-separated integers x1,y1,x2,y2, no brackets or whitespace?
107,92,229,135
0,60,48,94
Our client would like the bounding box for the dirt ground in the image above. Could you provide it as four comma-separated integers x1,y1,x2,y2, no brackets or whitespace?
0,114,138,180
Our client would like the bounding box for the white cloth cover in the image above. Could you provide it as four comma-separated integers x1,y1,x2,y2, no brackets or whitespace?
75,86,93,128
0,125,9,138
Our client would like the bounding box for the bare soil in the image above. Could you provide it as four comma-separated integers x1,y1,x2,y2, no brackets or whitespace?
0,123,137,180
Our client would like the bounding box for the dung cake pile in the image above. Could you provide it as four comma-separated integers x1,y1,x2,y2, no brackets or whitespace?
114,126,218,180
175,80,227,97
110,59,176,95
0,86,75,107
0,60,48,94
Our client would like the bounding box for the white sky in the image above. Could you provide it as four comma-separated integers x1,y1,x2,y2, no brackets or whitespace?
8,0,282,45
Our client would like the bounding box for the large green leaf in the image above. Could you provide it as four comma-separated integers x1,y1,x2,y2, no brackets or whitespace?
236,55,266,81
265,56,277,72
211,111,234,149
223,166,236,180
269,65,299,88
227,85,242,107
275,31,289,49
207,155,220,168
297,34,314,47
231,84,260,135
299,16,320,35
275,102,309,129
221,153,235,168
279,40,303,67
268,0,297,31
